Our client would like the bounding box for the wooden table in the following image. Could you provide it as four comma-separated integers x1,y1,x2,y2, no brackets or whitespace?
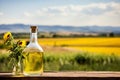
0,71,120,80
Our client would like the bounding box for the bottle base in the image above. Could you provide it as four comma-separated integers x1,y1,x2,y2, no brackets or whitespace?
23,72,43,76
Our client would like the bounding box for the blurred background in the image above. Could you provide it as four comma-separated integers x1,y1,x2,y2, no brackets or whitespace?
0,0,120,72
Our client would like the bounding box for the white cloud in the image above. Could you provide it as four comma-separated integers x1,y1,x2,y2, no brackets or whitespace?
1,2,120,26
0,12,4,16
29,2,120,16
24,12,34,17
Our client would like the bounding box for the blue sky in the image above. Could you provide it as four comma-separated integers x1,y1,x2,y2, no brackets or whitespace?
0,0,120,26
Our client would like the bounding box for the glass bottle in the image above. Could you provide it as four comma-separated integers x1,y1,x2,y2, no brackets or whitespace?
22,26,43,76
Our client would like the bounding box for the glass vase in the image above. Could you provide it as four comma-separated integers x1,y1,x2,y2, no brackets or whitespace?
12,59,23,75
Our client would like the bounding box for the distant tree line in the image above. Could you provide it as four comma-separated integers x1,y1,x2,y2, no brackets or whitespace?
0,32,120,39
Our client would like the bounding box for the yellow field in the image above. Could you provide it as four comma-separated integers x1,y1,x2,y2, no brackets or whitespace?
38,37,120,55
68,47,120,55
39,38,120,46
1,37,120,55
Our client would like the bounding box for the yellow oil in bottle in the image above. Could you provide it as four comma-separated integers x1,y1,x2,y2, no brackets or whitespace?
23,48,43,76
23,26,44,76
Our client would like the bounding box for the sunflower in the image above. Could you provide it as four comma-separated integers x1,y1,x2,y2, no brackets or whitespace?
3,32,12,42
17,40,26,47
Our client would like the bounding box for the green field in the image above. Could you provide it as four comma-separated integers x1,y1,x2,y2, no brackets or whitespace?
0,47,120,72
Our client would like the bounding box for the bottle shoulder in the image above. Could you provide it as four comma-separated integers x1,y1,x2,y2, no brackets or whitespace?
23,42,43,52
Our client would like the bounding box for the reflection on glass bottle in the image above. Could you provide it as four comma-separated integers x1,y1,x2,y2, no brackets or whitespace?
23,26,43,76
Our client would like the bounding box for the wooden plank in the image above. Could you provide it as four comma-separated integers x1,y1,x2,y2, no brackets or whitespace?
0,72,120,80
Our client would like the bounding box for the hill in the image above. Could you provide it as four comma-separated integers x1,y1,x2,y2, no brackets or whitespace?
0,24,120,33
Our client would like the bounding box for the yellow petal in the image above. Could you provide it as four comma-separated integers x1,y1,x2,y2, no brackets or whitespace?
17,40,26,47
3,32,12,42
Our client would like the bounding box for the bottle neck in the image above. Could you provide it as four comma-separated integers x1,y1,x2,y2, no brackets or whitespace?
30,32,38,43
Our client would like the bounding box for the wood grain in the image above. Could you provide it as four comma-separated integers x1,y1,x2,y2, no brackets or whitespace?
0,71,120,80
